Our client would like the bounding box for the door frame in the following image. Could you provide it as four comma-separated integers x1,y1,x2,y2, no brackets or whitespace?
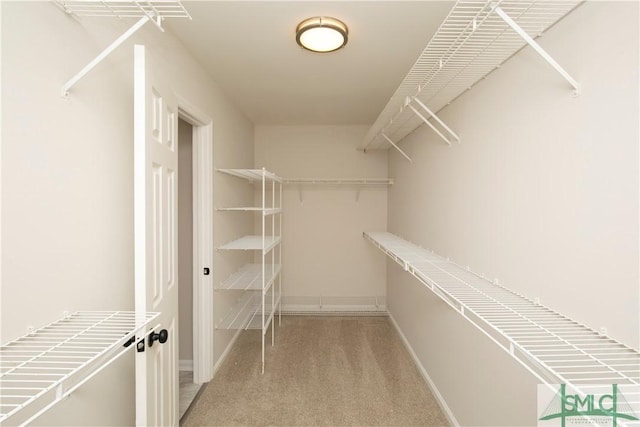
176,96,214,384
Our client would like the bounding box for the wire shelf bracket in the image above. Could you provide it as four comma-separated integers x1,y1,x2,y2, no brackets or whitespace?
492,4,581,96
377,134,413,163
406,96,460,147
57,1,191,98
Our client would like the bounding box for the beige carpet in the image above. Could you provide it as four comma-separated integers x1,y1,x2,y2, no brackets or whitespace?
182,316,449,426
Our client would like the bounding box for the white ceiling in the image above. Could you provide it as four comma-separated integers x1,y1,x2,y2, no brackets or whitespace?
166,1,455,126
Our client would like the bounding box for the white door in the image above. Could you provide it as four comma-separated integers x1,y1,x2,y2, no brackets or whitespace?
134,44,179,427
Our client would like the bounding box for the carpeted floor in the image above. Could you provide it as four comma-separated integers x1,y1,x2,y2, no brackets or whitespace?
182,316,449,426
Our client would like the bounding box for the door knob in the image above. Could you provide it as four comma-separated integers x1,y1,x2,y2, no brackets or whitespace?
148,329,169,347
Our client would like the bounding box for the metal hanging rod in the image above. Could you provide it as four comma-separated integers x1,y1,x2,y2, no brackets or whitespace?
58,1,191,97
361,0,583,152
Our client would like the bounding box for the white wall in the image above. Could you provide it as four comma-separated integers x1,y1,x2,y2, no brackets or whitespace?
387,2,639,426
1,2,254,425
255,126,388,310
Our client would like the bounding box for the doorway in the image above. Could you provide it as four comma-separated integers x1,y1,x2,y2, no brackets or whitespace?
177,118,199,418
176,102,215,420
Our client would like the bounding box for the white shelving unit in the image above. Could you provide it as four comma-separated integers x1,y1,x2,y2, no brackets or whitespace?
0,311,160,426
216,168,283,373
364,232,640,389
361,0,582,158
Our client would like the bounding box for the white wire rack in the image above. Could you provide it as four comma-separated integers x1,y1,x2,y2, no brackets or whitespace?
361,0,582,152
364,232,640,388
0,311,159,426
216,168,282,184
215,168,283,374
57,0,190,19
218,235,281,254
217,290,282,331
217,264,282,291
217,207,282,216
283,178,393,203
57,1,191,97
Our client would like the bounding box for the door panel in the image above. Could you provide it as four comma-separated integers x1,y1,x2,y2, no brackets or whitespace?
134,44,179,427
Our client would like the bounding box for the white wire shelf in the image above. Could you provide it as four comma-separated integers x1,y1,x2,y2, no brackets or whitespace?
217,264,282,292
283,178,394,186
218,235,281,253
216,293,256,330
248,292,282,333
217,168,282,184
364,232,640,387
0,311,160,426
56,0,191,19
361,0,582,151
284,178,393,203
216,207,282,216
217,291,282,331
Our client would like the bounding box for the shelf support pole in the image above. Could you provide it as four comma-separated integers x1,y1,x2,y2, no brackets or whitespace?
381,133,412,163
61,15,150,98
493,6,581,96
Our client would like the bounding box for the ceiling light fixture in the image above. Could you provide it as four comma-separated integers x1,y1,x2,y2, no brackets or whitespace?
296,16,348,53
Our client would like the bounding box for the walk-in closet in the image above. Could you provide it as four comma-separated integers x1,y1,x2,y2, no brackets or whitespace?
1,1,638,426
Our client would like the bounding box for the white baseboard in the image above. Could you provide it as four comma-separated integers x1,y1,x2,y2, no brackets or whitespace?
388,312,459,427
281,295,386,315
282,304,387,316
179,359,193,371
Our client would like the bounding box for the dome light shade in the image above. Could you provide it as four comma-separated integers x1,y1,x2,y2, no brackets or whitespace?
296,17,348,53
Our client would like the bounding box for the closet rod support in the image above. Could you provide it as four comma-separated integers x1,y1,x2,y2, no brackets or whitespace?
493,6,581,96
381,133,412,163
412,97,460,143
61,15,150,98
406,103,452,146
